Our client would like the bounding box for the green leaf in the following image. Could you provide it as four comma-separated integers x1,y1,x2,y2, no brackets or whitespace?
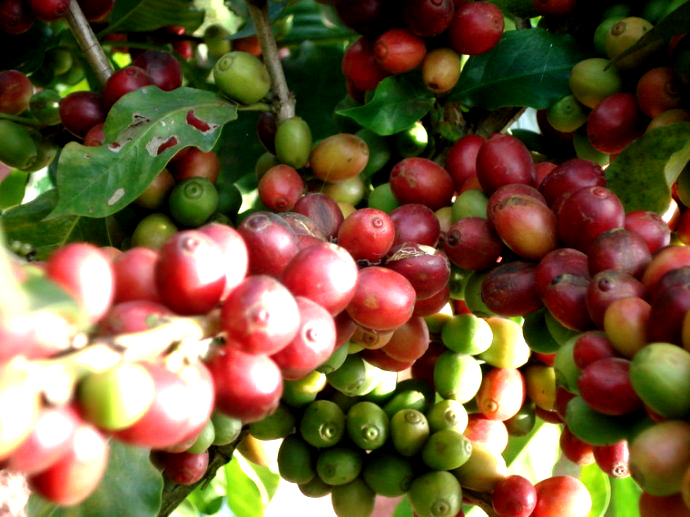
0,170,29,210
605,476,641,517
336,74,436,136
248,462,281,503
503,420,562,481
449,28,585,110
103,0,205,34
22,274,85,327
0,22,55,73
49,87,236,219
28,440,163,517
283,41,348,140
279,1,353,43
580,463,611,517
605,122,690,214
224,454,266,517
393,497,414,517
1,190,112,260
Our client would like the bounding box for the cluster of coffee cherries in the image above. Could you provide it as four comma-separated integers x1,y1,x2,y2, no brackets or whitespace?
332,0,505,100
542,1,690,165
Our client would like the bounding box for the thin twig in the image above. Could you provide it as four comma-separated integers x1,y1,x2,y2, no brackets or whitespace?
65,0,113,87
247,2,295,123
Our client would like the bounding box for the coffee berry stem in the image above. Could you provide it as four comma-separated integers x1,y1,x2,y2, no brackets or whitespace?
65,0,113,86
247,2,296,123
464,488,499,516
33,311,220,406
0,113,44,127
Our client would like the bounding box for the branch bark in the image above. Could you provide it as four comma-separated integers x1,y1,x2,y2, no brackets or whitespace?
65,0,113,87
247,2,295,123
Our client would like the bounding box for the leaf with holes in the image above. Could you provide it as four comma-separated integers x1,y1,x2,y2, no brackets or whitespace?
103,0,205,35
48,86,236,220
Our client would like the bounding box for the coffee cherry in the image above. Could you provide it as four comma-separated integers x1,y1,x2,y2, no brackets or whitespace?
0,69,32,115
28,423,109,505
28,0,69,21
133,49,183,91
59,91,107,138
449,2,504,55
220,274,300,356
374,28,426,74
213,51,271,105
0,0,34,34
155,230,226,315
257,164,304,212
275,116,312,169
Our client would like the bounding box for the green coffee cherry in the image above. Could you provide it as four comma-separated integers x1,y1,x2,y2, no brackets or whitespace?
274,116,312,169
213,51,271,105
78,363,155,431
29,89,62,126
168,177,218,228
0,120,37,170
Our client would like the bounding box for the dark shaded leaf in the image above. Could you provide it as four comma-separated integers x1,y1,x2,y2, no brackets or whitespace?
27,440,163,517
0,22,54,73
283,41,348,140
336,74,436,136
49,86,236,219
450,28,585,110
0,170,29,210
1,190,112,260
605,122,690,214
103,0,205,35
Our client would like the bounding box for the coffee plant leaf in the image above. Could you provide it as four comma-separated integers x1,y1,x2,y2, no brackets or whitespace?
49,86,236,219
607,476,642,516
450,28,585,110
1,190,113,260
224,453,268,517
605,122,690,214
103,0,205,35
228,1,291,40
283,41,348,140
579,463,611,517
27,441,163,517
336,74,436,136
0,170,29,210
0,22,54,73
278,1,352,43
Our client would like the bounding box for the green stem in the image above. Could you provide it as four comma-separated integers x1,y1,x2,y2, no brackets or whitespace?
0,113,43,128
247,2,295,123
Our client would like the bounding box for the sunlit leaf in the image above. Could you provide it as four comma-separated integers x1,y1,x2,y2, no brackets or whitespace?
580,463,611,517
605,122,690,214
605,476,641,517
224,454,265,517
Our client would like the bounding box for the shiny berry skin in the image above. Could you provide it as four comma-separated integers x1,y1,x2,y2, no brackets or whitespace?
448,2,504,55
154,230,226,315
